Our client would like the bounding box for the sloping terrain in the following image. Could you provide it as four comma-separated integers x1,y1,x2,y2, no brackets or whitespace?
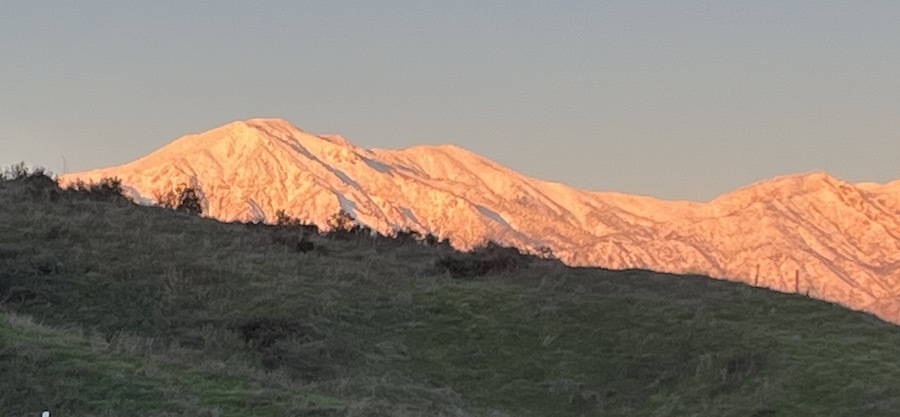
59,118,900,323
5,171,900,416
0,313,343,416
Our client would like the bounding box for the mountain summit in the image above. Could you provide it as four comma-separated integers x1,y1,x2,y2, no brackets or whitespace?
60,118,900,323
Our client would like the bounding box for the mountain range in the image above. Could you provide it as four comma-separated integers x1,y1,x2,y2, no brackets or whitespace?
59,118,900,323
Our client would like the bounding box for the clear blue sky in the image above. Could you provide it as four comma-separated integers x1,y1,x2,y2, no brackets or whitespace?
2,2,898,201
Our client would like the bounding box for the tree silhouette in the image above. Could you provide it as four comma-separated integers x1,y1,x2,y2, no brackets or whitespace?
328,209,357,231
154,183,205,215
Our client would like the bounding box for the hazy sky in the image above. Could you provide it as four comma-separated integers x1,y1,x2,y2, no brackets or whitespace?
2,2,899,201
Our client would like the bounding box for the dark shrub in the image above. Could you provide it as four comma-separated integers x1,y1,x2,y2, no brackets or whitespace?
436,242,531,279
271,230,315,253
536,245,556,260
2,163,60,199
371,228,421,249
1,162,31,181
423,233,450,247
326,209,369,240
232,317,347,380
394,229,421,243
236,318,311,349
328,209,356,231
154,183,205,215
387,229,449,247
297,238,315,253
0,248,20,260
67,177,126,202
274,210,319,234
0,286,37,304
276,210,299,226
177,187,203,215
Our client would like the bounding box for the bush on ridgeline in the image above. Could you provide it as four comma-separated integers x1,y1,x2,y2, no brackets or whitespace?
276,209,300,226
393,228,421,242
328,209,357,231
271,210,319,251
154,183,205,215
535,245,557,260
326,209,364,239
370,228,419,249
436,241,531,279
1,162,32,181
379,229,450,249
262,209,318,253
153,187,177,209
1,163,61,200
177,187,203,215
423,232,450,247
66,177,126,202
275,210,319,233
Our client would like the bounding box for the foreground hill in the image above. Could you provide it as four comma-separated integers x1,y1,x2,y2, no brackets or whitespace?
58,118,900,324
5,171,900,416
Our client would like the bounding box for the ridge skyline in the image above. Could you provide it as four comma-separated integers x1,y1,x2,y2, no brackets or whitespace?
59,118,900,324
60,117,900,203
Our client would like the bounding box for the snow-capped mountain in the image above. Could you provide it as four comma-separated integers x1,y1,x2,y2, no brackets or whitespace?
59,118,900,323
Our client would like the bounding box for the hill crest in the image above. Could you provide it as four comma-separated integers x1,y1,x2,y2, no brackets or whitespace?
59,118,900,323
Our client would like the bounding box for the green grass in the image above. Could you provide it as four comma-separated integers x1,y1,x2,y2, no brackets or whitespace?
3,173,900,416
0,313,342,417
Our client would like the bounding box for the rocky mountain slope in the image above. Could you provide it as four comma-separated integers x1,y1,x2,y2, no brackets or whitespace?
59,118,900,323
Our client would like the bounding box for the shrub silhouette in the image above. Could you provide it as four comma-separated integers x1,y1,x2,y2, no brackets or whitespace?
276,210,300,226
236,318,309,349
372,229,421,248
436,242,531,279
423,232,449,247
536,245,556,260
378,229,450,249
154,183,205,215
274,210,319,233
67,177,126,202
177,187,203,215
154,187,178,209
297,238,315,253
1,162,32,181
2,163,60,199
269,210,319,252
271,230,316,253
393,229,422,242
0,285,37,304
232,317,346,380
1,164,127,203
326,209,367,239
328,209,357,231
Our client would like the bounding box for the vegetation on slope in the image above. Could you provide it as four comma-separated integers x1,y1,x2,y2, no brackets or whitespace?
2,167,900,417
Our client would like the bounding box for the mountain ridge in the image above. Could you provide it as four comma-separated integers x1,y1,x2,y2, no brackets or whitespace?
59,118,900,323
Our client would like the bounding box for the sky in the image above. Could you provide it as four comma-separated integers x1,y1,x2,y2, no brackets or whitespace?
2,2,899,201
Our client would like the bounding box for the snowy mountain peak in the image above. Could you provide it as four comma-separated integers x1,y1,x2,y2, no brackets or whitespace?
59,118,900,324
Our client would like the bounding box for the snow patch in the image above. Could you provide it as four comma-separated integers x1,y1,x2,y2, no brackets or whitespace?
121,185,156,206
399,207,430,231
247,199,266,222
363,157,392,173
335,193,358,219
476,205,512,229
331,168,360,189
278,138,316,160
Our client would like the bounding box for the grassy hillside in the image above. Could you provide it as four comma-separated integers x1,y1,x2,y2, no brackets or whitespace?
2,170,900,417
